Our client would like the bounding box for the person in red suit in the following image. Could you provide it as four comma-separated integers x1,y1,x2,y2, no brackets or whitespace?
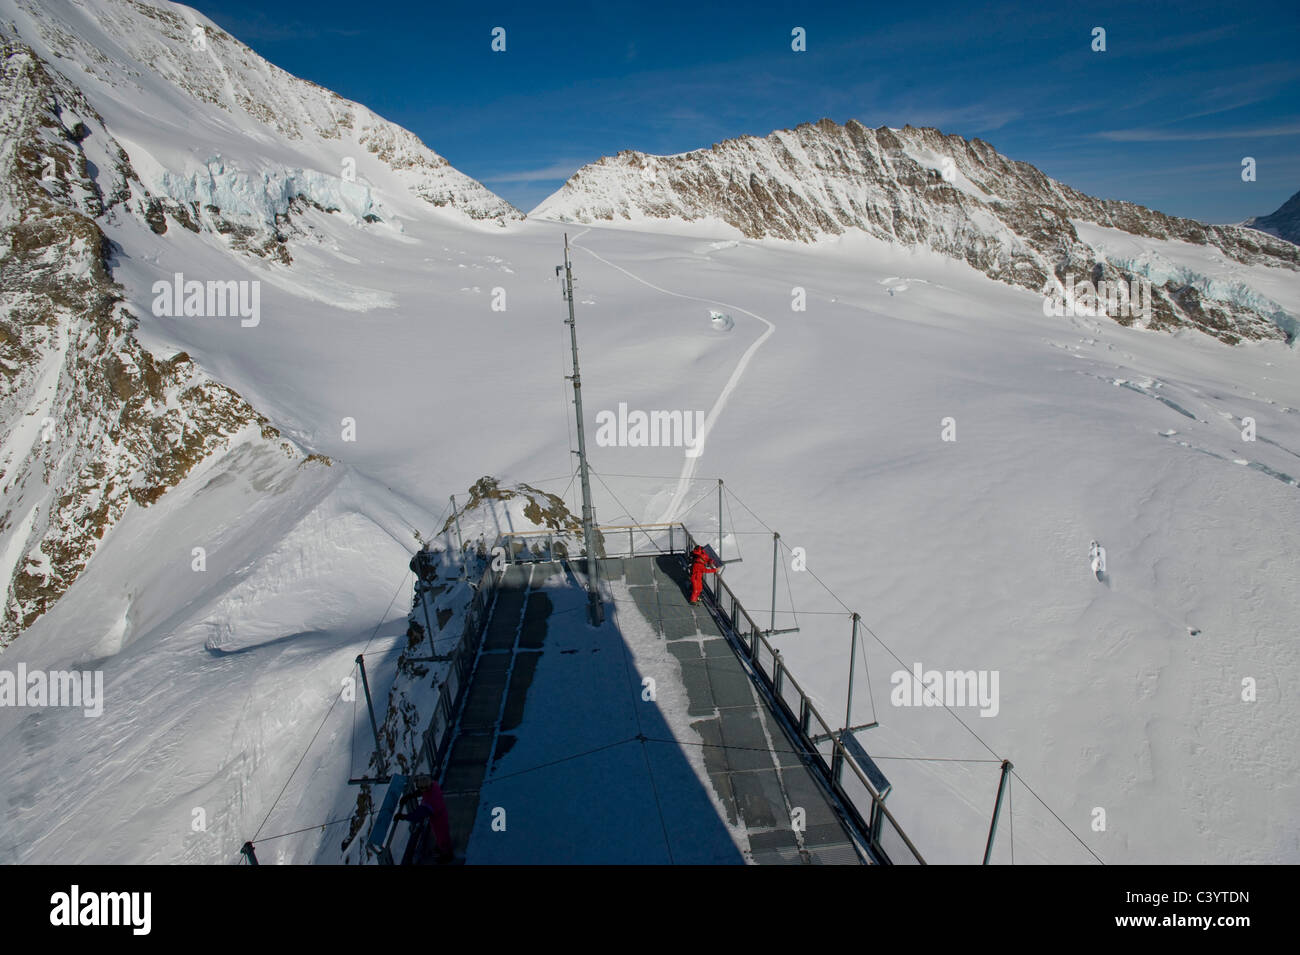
398,778,454,864
688,545,719,604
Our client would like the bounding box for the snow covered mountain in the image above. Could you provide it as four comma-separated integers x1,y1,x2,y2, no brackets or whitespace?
0,0,522,643
534,119,1299,345
1,0,1297,868
1244,189,1300,246
0,32,316,644
4,0,521,236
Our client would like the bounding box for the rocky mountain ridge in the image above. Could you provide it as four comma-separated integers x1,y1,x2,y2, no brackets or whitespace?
535,118,1299,344
0,33,327,644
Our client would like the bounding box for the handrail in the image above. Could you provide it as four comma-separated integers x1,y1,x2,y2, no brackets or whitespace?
495,521,682,540
593,522,682,530
467,519,925,864
684,525,926,865
495,522,689,561
415,554,501,784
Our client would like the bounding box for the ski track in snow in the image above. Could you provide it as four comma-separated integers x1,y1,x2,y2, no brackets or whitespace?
570,230,776,524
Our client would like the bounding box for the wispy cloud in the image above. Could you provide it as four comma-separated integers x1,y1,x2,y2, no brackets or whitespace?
482,162,586,184
1135,24,1238,54
1173,96,1274,122
1094,123,1300,142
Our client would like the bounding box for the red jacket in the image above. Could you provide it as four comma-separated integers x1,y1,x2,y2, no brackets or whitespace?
690,549,718,576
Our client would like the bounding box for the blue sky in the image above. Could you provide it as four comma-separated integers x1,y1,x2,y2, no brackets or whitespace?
189,0,1299,223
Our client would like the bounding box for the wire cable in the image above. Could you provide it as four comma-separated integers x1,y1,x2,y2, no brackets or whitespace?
1011,769,1104,864
859,618,879,726
782,544,799,630
674,482,721,527
724,489,742,561
720,481,1102,862
584,472,722,482
590,468,670,554
252,567,413,842
477,737,639,786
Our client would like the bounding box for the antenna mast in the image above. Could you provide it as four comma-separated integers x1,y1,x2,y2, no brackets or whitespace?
561,234,604,626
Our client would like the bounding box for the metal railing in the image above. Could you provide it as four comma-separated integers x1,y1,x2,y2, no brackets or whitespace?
685,527,926,865
415,554,501,782
476,520,926,864
495,521,685,562
412,524,677,784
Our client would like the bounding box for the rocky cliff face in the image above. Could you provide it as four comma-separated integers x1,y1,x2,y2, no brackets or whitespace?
0,0,530,644
0,36,323,644
535,119,1299,344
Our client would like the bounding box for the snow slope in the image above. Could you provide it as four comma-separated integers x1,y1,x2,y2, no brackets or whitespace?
0,0,527,644
0,0,1296,866
4,208,1296,864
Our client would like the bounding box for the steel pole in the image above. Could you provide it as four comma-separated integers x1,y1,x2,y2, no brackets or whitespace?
356,654,387,776
563,234,603,626
717,479,724,561
450,494,465,564
770,531,780,632
420,582,436,656
846,612,859,731
982,759,1014,864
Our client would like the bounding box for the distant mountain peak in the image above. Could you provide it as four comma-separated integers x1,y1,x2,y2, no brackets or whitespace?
1243,189,1300,246
534,118,1299,344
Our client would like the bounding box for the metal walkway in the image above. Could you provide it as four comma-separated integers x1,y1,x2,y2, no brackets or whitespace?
437,554,867,864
